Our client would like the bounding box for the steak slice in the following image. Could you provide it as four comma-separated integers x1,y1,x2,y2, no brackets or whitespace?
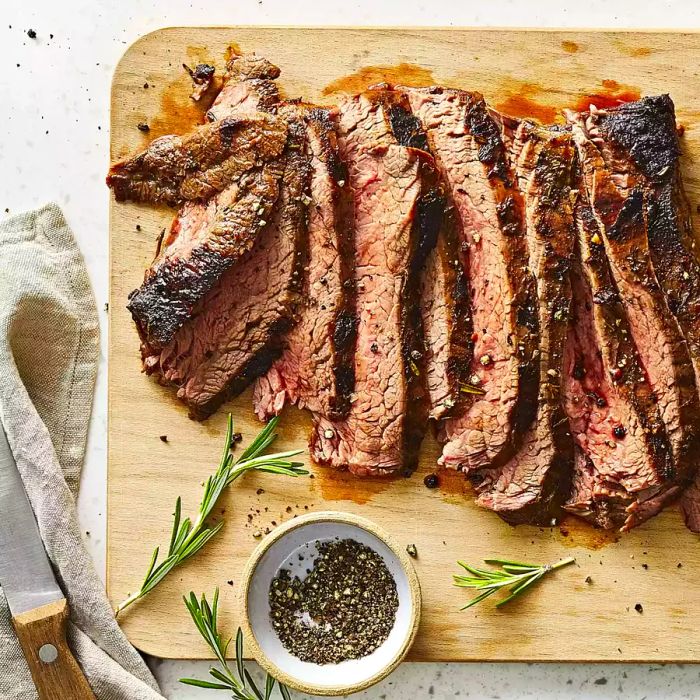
563,201,677,530
311,90,438,476
106,114,287,207
207,53,281,121
406,87,539,474
419,203,472,420
145,112,310,419
567,102,700,516
253,106,356,421
476,123,575,525
579,96,700,531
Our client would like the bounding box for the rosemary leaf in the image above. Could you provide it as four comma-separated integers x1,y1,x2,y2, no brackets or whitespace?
265,675,276,700
179,678,231,690
455,556,575,609
114,415,306,617
236,628,245,685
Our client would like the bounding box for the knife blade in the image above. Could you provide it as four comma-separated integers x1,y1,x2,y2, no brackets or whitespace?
0,418,63,615
0,417,95,699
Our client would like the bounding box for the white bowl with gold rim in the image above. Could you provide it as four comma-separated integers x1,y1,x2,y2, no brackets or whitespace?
239,510,421,697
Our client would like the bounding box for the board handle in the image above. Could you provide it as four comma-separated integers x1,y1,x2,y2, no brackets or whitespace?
12,599,96,700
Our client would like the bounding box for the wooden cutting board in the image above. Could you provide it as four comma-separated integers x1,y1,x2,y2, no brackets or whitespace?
109,27,700,662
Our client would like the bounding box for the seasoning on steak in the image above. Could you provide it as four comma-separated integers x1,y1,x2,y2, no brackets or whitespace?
563,200,678,530
567,100,700,521
253,105,356,421
311,89,438,476
145,111,310,419
106,114,287,207
406,87,539,474
476,123,575,525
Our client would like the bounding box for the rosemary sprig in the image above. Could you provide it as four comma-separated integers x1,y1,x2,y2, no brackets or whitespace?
115,415,306,616
180,589,292,700
454,556,575,609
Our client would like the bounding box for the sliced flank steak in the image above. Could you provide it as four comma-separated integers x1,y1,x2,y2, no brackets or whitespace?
147,112,310,419
135,55,312,418
406,87,539,474
253,105,356,421
311,89,439,476
567,101,700,521
476,123,576,525
563,201,678,530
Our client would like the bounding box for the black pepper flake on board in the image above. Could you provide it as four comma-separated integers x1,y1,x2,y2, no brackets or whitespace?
642,563,649,570
159,435,168,443
594,678,608,686
634,603,644,614
27,29,37,39
585,576,592,584
137,122,150,132
406,544,418,558
269,539,398,665
231,432,242,445
227,580,234,586
423,473,439,489
256,488,265,496
135,224,141,231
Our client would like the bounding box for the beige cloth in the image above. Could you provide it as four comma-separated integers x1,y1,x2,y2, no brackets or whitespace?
0,204,163,699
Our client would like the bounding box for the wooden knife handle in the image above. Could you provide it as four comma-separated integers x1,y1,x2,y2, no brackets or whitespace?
12,599,96,700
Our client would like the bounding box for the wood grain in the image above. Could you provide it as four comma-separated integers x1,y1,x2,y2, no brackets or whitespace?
13,600,95,700
109,27,700,662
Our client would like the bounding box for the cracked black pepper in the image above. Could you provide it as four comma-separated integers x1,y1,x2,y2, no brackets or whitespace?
269,538,399,664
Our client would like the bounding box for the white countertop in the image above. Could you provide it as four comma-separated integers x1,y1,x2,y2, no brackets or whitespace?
2,1,700,697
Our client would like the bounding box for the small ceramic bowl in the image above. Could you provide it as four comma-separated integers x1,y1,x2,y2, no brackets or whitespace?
239,510,421,696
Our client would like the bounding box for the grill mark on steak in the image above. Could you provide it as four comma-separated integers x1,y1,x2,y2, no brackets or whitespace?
253,105,357,421
563,200,677,530
476,123,575,525
311,90,436,476
145,113,310,419
567,103,700,509
406,87,539,474
592,96,700,531
107,114,287,207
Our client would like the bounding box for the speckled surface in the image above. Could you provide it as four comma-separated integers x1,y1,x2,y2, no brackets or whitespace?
2,1,700,698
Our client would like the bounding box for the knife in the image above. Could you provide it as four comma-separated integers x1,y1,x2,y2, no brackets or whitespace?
0,419,95,700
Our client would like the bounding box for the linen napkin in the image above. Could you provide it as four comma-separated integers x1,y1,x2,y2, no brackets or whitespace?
0,204,164,699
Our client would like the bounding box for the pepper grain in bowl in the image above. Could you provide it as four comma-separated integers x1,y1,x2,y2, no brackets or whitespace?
239,511,421,697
